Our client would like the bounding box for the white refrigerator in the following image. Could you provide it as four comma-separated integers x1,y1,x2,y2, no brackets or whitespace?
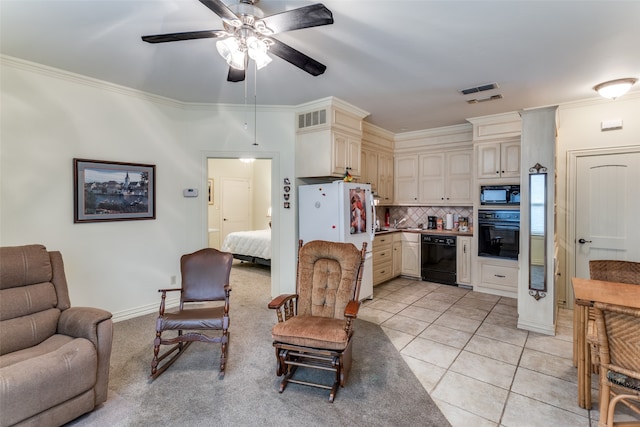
298,181,375,300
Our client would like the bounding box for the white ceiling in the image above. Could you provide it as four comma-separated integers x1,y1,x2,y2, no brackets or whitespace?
2,0,639,133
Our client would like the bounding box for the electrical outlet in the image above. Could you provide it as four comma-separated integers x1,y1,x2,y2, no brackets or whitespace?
170,275,177,285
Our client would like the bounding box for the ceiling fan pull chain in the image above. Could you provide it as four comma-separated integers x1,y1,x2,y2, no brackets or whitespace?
253,61,258,146
243,74,249,130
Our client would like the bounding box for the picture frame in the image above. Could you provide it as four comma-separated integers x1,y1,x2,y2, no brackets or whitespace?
74,158,156,223
208,179,214,205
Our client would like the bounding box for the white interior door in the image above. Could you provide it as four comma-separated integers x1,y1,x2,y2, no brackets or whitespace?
575,151,640,279
221,177,251,244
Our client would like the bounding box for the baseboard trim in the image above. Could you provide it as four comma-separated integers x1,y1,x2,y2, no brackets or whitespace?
112,297,180,323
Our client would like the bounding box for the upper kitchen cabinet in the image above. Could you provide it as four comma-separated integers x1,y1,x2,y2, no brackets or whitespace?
296,97,369,179
419,149,473,205
394,155,419,203
476,140,521,179
468,112,522,181
361,123,394,205
394,123,474,206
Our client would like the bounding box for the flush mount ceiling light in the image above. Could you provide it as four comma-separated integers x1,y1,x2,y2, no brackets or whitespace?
594,78,638,100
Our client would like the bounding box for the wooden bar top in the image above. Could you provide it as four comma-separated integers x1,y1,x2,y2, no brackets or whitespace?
571,277,640,308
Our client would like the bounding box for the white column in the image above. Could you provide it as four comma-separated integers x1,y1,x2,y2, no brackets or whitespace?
518,106,558,335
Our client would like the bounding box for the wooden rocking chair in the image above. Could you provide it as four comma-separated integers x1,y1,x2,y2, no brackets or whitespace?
268,240,366,402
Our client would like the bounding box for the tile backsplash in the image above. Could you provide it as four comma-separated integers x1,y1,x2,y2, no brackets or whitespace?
376,206,472,228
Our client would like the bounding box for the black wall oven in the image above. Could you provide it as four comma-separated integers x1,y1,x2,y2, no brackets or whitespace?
477,210,520,260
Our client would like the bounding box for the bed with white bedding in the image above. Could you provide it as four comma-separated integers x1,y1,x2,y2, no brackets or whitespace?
221,228,271,266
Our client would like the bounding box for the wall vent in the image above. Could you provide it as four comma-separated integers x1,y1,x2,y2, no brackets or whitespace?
298,109,327,129
459,82,499,95
466,94,503,104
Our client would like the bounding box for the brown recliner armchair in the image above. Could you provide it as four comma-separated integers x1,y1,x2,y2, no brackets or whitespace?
151,248,233,379
0,244,113,427
268,240,366,402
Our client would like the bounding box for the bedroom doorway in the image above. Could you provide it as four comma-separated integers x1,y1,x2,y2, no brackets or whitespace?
207,158,272,255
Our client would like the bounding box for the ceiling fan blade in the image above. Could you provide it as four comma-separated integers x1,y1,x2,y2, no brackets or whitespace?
227,54,248,82
198,0,241,26
227,67,245,82
268,38,326,76
257,4,333,35
142,30,225,44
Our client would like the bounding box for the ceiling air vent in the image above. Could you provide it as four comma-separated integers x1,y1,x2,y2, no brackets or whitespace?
459,82,499,95
466,94,503,104
297,109,327,129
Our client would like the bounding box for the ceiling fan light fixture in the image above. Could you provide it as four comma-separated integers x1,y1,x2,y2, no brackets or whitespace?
216,37,245,70
247,36,272,69
594,78,637,100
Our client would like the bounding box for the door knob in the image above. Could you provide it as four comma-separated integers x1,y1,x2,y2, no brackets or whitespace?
578,238,592,244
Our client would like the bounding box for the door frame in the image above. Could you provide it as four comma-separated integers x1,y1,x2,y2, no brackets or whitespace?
565,145,640,307
202,151,278,297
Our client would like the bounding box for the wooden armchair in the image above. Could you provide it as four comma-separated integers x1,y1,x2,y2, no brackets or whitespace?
268,240,366,402
593,302,640,427
151,248,233,379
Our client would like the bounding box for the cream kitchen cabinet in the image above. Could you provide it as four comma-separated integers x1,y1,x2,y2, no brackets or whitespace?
373,233,394,285
392,236,402,277
401,233,421,278
476,141,521,179
360,149,393,205
377,152,394,205
297,128,362,179
476,257,519,298
333,130,361,177
361,147,378,193
296,98,368,179
393,155,419,203
456,236,472,285
418,150,473,205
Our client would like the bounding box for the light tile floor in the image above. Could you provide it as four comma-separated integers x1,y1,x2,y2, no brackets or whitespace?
360,276,639,427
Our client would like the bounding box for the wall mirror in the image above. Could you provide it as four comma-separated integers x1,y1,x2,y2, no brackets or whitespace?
529,163,547,299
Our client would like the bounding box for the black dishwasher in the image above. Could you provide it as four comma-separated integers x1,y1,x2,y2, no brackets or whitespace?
421,235,457,286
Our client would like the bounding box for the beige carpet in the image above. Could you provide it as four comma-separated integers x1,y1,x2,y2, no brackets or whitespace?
68,261,450,426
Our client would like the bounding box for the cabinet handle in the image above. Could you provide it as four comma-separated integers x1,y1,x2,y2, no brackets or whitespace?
463,244,466,254
381,270,386,274
501,170,505,173
496,171,500,174
494,274,506,278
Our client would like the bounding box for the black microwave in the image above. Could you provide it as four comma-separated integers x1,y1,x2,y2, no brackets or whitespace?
480,185,520,205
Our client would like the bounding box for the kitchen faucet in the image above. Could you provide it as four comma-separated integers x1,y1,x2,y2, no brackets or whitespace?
394,217,407,228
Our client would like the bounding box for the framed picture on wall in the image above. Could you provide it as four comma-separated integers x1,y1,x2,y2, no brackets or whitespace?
73,158,156,223
208,179,214,205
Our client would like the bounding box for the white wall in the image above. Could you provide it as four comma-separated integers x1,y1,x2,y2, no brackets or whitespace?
251,159,272,230
555,93,640,306
0,57,297,320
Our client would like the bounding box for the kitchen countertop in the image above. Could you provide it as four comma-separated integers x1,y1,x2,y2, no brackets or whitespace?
375,228,473,237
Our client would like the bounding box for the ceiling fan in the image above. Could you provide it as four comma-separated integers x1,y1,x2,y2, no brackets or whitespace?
142,0,333,82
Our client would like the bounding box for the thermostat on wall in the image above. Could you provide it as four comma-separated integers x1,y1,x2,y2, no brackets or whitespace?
183,188,198,197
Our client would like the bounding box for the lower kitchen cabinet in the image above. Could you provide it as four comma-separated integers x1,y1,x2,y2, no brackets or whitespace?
401,233,421,279
392,236,402,277
456,236,472,285
476,257,519,298
373,234,393,285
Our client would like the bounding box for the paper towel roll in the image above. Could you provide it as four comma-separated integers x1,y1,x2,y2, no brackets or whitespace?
445,213,453,230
